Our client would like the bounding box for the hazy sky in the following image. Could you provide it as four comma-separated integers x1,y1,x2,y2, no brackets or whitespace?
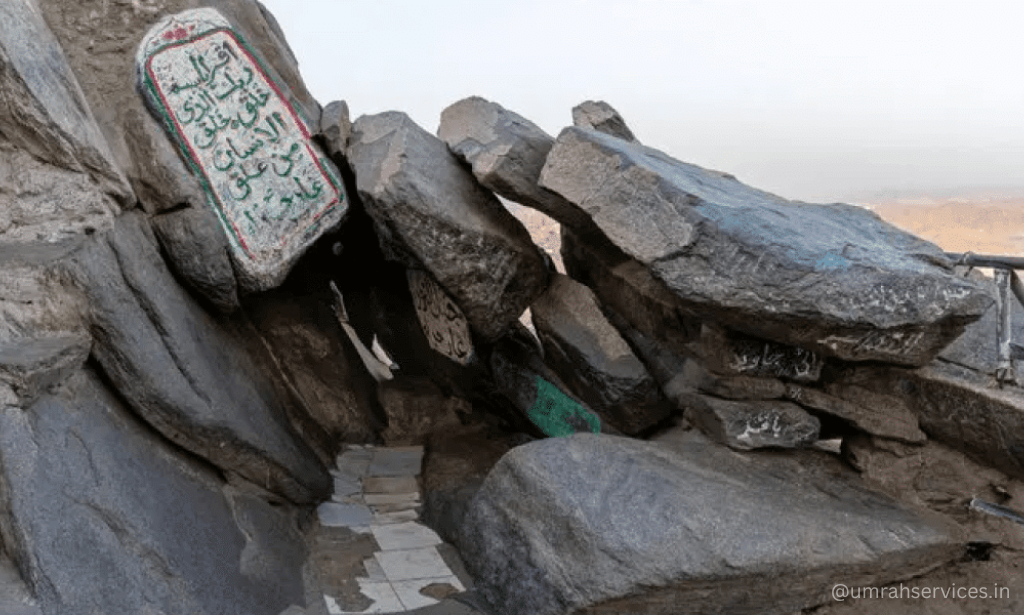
260,0,1024,203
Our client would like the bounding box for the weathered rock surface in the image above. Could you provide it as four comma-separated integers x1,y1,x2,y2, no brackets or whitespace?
348,111,549,341
62,212,330,504
0,368,307,615
540,127,993,365
684,394,820,450
701,325,824,383
0,334,90,407
531,274,673,435
571,100,638,143
489,325,606,437
438,96,593,230
151,204,240,313
459,430,962,615
561,227,701,355
0,0,131,204
799,382,926,444
319,100,352,160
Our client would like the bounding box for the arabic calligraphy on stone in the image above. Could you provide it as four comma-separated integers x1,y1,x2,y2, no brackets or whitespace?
147,30,336,251
408,270,474,365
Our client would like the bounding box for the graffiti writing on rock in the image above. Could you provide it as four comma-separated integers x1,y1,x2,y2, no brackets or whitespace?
137,9,344,279
728,338,823,382
408,270,474,365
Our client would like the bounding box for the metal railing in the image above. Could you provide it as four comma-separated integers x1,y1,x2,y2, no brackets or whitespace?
947,252,1024,385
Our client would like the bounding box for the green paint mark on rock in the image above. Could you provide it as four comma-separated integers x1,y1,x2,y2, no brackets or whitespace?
528,377,600,437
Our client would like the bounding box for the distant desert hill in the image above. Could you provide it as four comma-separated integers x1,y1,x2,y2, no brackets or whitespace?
868,198,1024,256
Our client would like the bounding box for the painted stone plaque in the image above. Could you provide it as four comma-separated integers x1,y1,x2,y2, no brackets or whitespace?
407,269,474,365
136,9,346,290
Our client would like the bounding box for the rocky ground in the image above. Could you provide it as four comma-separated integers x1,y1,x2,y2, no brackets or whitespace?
2,2,1024,614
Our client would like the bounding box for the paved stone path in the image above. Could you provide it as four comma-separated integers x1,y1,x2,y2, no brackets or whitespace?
313,445,485,615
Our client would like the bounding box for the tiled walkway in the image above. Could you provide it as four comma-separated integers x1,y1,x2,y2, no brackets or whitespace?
315,445,478,614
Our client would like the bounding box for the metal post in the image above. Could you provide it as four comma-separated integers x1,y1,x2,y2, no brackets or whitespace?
995,268,1015,385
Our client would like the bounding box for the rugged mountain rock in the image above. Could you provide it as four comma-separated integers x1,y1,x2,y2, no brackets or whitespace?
459,431,961,615
540,127,993,365
0,368,307,615
348,110,549,341
571,100,638,143
531,274,673,435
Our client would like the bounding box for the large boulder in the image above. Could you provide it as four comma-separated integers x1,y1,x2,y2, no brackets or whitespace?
571,100,638,143
438,96,594,231
61,212,331,505
348,111,549,341
530,274,673,435
459,430,962,615
0,368,307,615
540,127,992,365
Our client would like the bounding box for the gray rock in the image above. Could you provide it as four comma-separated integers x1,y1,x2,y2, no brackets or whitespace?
530,274,673,435
60,212,330,504
699,373,788,401
816,382,926,444
320,100,352,159
459,430,962,615
152,205,240,313
0,0,132,205
0,334,90,407
489,325,607,437
348,111,548,341
438,96,593,230
122,104,207,214
0,142,118,245
684,394,820,450
0,554,40,615
571,100,638,143
842,361,1024,479
561,227,702,356
0,368,307,615
540,127,992,365
701,325,824,383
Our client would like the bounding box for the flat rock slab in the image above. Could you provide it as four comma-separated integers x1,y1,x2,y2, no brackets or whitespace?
438,96,593,231
685,394,820,450
136,8,347,291
531,273,672,435
348,111,548,341
0,369,306,615
459,431,962,615
540,127,992,365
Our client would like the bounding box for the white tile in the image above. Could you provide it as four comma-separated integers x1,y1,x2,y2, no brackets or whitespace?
317,502,372,527
372,510,420,525
332,475,362,498
375,546,454,582
391,576,466,610
363,493,419,506
372,521,442,551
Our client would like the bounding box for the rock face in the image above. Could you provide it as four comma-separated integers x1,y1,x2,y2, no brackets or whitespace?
136,8,349,292
0,368,307,615
459,431,961,615
438,96,593,230
348,111,549,341
540,127,992,365
0,0,132,205
684,394,820,450
571,100,638,143
531,274,673,435
561,227,702,355
62,213,331,505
